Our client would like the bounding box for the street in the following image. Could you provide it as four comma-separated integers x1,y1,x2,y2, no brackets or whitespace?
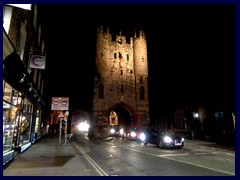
71,132,235,176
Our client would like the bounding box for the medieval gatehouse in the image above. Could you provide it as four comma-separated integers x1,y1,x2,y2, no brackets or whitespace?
92,25,150,136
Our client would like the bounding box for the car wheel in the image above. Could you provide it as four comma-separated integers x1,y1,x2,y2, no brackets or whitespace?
159,141,164,148
143,140,148,145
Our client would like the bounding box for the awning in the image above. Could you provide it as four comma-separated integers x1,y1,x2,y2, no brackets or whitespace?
3,29,14,59
3,29,45,106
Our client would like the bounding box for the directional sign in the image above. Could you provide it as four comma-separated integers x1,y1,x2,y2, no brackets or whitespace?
51,97,69,110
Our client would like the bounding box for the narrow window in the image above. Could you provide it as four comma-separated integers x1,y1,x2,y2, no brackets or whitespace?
121,70,123,75
140,86,144,100
98,84,104,99
114,53,117,59
121,84,124,94
127,54,129,61
118,52,122,59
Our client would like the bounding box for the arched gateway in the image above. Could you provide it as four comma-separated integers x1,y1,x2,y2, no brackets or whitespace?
108,102,134,129
92,25,150,137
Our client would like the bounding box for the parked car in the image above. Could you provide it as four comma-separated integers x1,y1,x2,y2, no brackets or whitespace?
128,127,144,141
108,125,125,138
140,128,184,149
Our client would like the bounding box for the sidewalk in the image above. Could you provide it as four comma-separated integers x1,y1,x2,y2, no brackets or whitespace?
184,139,235,153
3,134,235,176
3,135,96,176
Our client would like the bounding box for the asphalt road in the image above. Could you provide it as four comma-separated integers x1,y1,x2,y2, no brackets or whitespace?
71,133,235,176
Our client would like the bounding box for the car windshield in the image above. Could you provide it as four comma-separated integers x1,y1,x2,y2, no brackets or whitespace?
110,125,120,130
131,128,139,131
159,129,175,135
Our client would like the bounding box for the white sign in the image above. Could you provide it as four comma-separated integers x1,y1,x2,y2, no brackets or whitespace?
65,111,69,116
29,54,46,69
58,112,64,118
51,97,69,110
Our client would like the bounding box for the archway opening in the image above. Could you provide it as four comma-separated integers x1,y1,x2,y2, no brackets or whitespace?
109,107,131,130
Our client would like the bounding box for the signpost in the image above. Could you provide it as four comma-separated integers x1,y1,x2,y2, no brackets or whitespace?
58,112,64,145
52,97,69,146
65,111,69,146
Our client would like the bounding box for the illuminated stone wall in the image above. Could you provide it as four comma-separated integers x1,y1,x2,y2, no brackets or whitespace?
93,25,149,131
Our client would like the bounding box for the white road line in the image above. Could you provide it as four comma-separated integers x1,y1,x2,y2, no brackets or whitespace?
162,156,235,176
158,153,189,157
194,152,208,155
122,146,234,176
123,146,188,157
73,142,108,176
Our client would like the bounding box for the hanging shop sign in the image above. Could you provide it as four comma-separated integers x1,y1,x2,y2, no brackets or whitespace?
29,54,46,69
51,97,69,111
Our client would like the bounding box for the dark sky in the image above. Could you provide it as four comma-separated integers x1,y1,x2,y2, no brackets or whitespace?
39,4,235,117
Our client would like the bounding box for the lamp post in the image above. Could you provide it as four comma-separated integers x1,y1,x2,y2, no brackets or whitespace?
64,111,69,146
192,112,199,140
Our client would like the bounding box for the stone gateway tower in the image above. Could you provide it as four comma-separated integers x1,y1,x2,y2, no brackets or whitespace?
92,25,149,135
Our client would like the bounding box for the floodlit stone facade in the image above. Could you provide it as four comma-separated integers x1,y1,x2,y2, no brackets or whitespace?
92,25,149,134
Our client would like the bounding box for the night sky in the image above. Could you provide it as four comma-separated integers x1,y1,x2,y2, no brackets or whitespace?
39,4,235,118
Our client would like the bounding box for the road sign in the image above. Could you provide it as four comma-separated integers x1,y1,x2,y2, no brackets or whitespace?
51,97,69,110
61,98,69,106
58,112,64,118
52,97,60,105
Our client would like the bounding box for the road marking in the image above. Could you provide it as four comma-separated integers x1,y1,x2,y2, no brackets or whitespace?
123,146,188,157
122,146,234,176
72,142,108,176
158,153,189,157
162,156,235,176
194,152,208,155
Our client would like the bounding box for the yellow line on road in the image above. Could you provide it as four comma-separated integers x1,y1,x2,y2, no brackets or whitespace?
73,142,108,176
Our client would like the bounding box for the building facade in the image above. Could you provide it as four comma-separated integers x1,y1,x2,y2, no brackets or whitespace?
3,4,47,166
92,25,150,136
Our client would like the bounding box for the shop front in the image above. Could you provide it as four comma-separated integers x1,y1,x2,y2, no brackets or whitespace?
3,30,44,165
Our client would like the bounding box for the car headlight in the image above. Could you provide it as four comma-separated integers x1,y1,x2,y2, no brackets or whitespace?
77,122,90,131
181,138,184,142
140,133,146,141
130,132,137,137
163,136,172,143
110,128,115,133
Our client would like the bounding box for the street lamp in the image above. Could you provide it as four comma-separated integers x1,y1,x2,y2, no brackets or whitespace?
193,113,199,118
